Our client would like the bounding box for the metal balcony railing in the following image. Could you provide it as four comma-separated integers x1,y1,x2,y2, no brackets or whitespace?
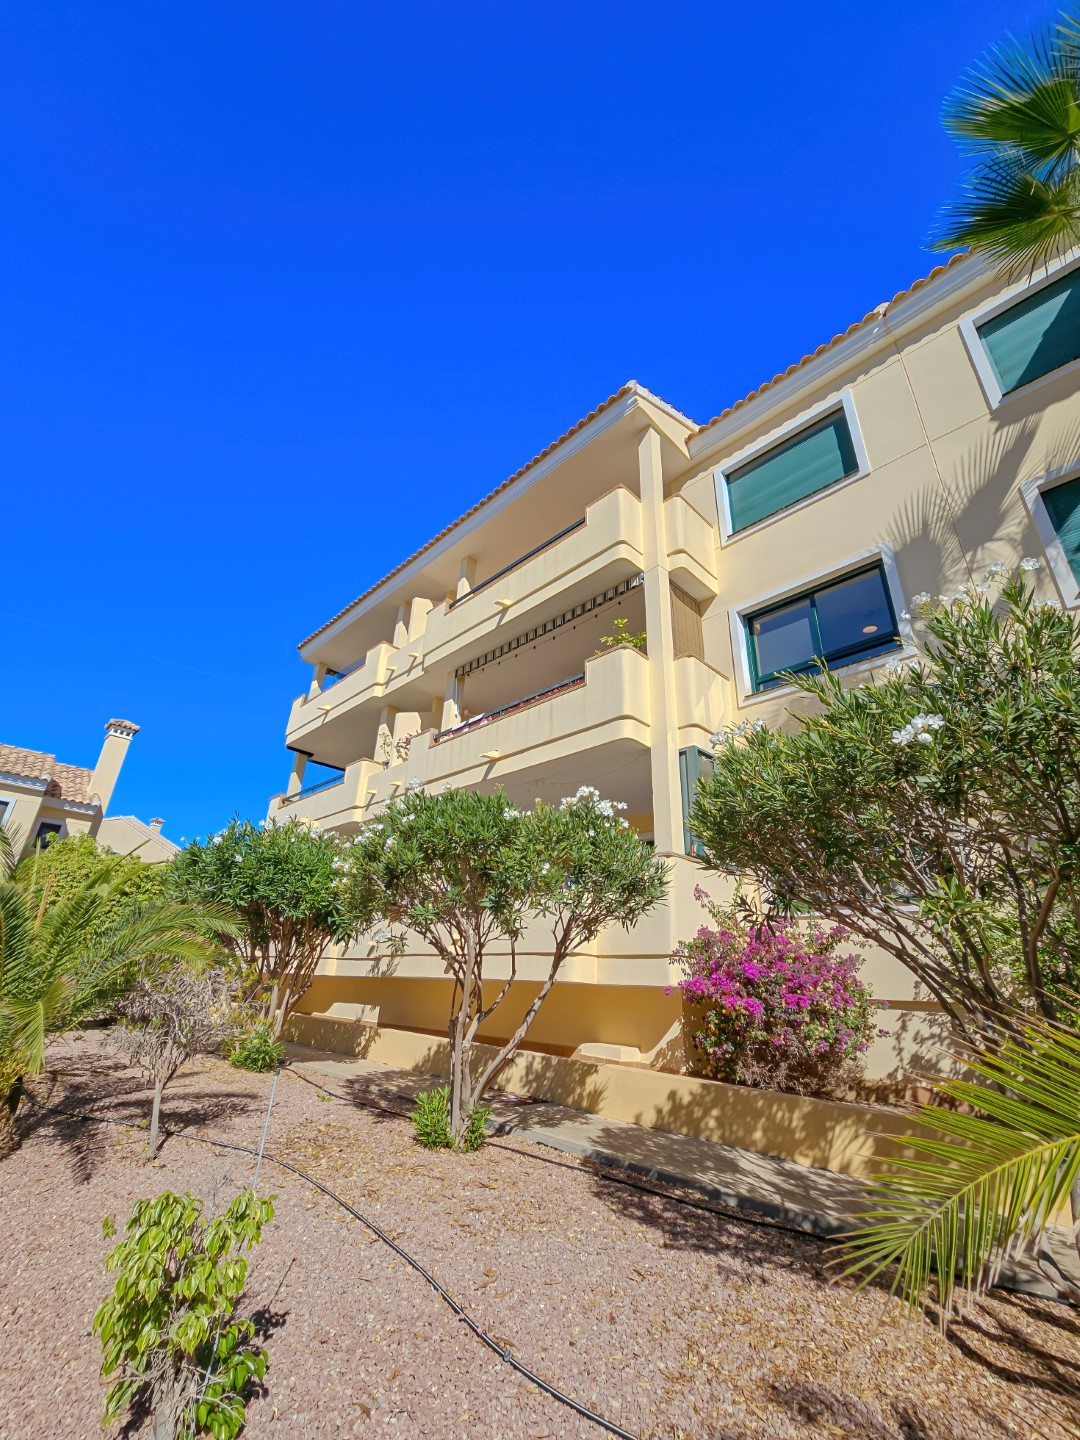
433,673,587,742
447,518,586,610
280,772,346,805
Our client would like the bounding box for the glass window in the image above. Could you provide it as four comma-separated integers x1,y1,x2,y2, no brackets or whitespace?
746,564,901,692
977,267,1080,396
726,410,861,533
34,822,63,849
678,747,715,857
1042,476,1080,583
0,800,8,827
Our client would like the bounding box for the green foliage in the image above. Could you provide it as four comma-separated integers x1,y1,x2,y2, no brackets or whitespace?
16,834,165,927
933,9,1080,270
838,1014,1080,1323
94,1188,274,1440
596,615,646,653
411,1085,453,1148
691,570,1080,1037
229,1019,285,1074
169,816,365,1030
411,1084,491,1151
347,784,668,1143
0,836,234,1153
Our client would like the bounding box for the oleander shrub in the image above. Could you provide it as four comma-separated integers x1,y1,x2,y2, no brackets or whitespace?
673,889,885,1097
411,1084,491,1152
229,1019,285,1073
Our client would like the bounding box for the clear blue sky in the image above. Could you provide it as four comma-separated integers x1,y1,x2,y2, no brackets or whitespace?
0,1,1045,841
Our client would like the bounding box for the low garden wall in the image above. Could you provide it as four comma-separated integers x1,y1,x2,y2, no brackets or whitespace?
283,1012,933,1181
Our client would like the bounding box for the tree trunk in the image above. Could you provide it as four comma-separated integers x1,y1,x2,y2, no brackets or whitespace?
265,981,280,1026
272,985,291,1038
148,1075,165,1160
0,1069,24,1159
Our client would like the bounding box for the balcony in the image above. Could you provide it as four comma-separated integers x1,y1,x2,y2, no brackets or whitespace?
268,760,370,830
664,494,718,599
367,644,652,803
422,486,645,672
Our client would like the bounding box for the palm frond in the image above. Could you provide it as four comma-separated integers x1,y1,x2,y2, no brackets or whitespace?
837,1017,1080,1323
0,883,36,999
943,15,1080,178
931,160,1080,275
0,977,76,1077
0,826,19,881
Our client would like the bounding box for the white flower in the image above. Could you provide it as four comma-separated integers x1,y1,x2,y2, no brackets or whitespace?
441,781,453,792
1020,556,1042,571
910,592,931,608
981,561,1007,582
891,712,945,747
541,862,550,874
406,777,423,792
503,806,517,819
916,732,933,744
233,853,243,862
384,835,395,851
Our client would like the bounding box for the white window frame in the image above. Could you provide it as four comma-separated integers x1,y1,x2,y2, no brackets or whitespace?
728,542,917,706
959,254,1080,410
1020,461,1080,608
713,390,870,546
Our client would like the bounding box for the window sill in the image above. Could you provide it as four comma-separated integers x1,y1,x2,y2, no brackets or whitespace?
738,645,915,707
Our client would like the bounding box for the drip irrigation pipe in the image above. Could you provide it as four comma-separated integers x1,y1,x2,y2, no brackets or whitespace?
44,1104,639,1440
284,1065,832,1243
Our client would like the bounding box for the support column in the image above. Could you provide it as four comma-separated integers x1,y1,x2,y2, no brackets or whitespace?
286,752,308,797
456,556,478,600
440,672,462,731
638,428,684,856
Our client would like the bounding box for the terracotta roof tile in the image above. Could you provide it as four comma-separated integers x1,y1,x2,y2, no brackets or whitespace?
688,254,971,438
0,744,94,803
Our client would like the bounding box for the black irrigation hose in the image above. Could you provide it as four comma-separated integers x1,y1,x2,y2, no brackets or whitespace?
45,1104,639,1440
285,1065,833,1243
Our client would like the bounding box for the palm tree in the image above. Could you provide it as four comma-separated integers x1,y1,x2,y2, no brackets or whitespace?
934,8,1080,273
838,1014,1080,1322
0,828,233,1155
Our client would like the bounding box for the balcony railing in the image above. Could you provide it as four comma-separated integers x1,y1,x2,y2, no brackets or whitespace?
447,518,586,610
280,772,345,805
433,673,587,742
321,656,365,690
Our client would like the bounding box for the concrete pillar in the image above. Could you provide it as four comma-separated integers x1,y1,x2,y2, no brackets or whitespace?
456,556,478,600
89,719,140,814
393,602,410,650
286,752,308,796
638,429,684,856
409,597,433,642
376,706,397,765
308,663,327,699
440,672,462,731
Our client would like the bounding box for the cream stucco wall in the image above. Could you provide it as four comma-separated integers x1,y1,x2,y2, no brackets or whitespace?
272,251,1080,1088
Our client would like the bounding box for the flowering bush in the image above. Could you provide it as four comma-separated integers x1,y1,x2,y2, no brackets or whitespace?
672,890,885,1096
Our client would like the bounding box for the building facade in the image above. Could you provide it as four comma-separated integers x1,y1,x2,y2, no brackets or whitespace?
269,247,1080,1083
0,719,141,856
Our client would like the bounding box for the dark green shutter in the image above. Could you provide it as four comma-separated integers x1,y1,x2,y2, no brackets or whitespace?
978,268,1080,396
1043,477,1080,582
726,410,859,533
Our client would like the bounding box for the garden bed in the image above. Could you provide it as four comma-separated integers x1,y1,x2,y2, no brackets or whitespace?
1,1031,1076,1439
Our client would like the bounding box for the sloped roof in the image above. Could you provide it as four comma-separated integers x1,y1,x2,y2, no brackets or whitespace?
299,381,691,650
689,254,971,438
0,744,94,803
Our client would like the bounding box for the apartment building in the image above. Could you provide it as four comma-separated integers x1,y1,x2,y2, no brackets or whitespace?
269,246,1080,1082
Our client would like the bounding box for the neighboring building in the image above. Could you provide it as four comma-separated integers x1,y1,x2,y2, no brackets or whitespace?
0,719,149,857
97,814,180,864
268,247,1080,1082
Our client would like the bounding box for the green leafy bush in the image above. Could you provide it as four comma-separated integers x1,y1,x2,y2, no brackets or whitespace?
411,1084,490,1152
94,1188,274,1440
229,1020,285,1073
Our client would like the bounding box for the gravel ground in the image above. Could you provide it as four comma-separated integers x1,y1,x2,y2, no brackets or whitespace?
0,1033,1077,1440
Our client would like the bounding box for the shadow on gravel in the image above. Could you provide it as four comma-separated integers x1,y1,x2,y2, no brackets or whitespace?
944,1300,1080,1402
20,1086,261,1181
770,1381,967,1440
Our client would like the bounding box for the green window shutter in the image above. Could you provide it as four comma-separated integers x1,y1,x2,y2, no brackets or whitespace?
978,267,1080,396
726,410,860,533
1043,477,1080,582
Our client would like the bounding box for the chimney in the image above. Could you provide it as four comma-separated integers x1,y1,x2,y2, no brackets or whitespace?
90,719,140,813
149,818,164,834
